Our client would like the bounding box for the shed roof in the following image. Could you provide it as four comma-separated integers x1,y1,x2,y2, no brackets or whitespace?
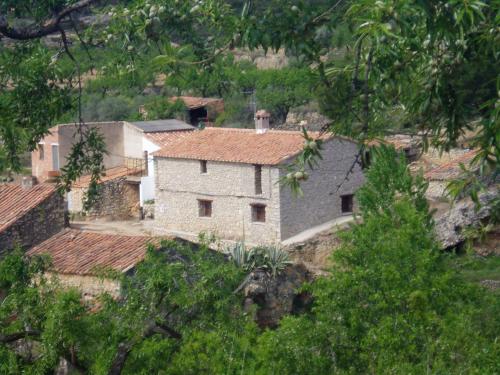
129,119,194,133
27,229,153,275
170,96,223,109
424,149,478,181
154,127,337,165
0,183,57,233
73,165,144,188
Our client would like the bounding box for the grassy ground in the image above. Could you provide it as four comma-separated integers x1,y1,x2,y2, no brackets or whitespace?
444,224,500,294
449,255,500,284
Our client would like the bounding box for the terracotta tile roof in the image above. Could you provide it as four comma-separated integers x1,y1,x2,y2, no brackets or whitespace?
73,165,144,188
424,149,478,181
27,229,153,275
145,130,194,148
366,135,420,150
154,128,337,165
170,96,223,109
0,183,57,233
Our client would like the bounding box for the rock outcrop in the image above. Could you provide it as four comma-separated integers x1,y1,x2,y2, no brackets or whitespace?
242,263,313,328
434,188,498,249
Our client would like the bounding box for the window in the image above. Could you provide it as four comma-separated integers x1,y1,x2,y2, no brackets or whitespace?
251,204,266,222
198,200,212,217
361,150,371,170
51,144,59,171
341,194,354,214
39,144,45,160
200,160,207,174
254,165,262,195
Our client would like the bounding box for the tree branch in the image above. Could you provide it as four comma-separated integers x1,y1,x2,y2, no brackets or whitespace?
108,322,181,375
0,329,40,344
0,0,96,40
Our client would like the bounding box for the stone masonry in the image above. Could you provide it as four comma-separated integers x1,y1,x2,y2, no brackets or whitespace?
155,159,281,243
69,177,140,219
279,138,363,239
0,189,65,254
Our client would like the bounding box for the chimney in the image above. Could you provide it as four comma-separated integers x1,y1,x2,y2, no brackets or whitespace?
255,110,270,134
21,176,37,190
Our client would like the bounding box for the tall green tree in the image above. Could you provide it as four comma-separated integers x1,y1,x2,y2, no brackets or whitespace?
254,146,500,374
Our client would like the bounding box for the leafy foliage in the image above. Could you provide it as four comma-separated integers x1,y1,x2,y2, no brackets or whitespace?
255,147,500,374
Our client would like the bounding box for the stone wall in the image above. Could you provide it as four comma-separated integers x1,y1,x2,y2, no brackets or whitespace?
154,158,281,244
69,178,140,219
279,138,364,240
53,273,121,301
0,191,65,254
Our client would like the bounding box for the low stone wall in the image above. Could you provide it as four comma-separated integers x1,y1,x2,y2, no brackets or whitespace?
0,192,65,254
142,201,155,219
69,178,140,220
53,273,121,301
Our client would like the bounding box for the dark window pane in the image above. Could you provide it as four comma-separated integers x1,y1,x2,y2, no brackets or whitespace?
198,200,212,217
254,165,262,195
251,204,266,222
200,160,207,174
341,194,353,213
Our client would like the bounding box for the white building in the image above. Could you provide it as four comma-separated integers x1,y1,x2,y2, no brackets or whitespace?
32,120,195,216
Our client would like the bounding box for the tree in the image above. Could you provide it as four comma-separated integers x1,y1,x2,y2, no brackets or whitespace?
0,241,250,373
253,67,316,124
254,146,500,374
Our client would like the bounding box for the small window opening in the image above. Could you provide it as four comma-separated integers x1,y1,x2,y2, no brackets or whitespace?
341,194,354,214
39,144,45,160
254,165,262,195
361,150,371,170
51,144,59,171
200,160,207,174
198,199,212,217
251,204,266,222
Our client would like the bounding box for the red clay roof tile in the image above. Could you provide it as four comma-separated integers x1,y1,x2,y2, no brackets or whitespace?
145,130,193,148
27,229,154,275
424,149,478,181
0,183,57,233
73,165,144,188
154,128,337,165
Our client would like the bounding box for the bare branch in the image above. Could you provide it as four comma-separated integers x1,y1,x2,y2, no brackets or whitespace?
0,0,96,40
311,0,346,24
0,329,40,344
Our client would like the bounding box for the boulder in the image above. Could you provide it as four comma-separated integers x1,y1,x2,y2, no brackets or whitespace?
241,263,313,328
434,188,498,249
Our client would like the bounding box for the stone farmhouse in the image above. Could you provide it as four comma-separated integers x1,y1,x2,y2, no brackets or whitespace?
32,119,194,217
27,229,153,299
0,179,65,254
153,112,364,244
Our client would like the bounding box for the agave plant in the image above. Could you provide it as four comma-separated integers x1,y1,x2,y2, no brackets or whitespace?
226,242,251,270
263,246,292,278
226,243,292,277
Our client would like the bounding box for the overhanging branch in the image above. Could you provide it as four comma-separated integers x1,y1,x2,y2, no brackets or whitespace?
0,329,40,344
0,0,96,40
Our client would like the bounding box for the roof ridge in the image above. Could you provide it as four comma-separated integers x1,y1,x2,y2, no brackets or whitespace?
203,127,323,135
